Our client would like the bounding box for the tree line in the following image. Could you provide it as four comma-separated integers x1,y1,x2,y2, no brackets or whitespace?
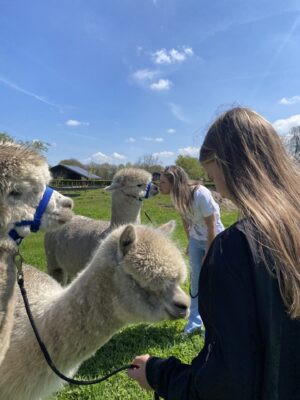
59,153,207,181
2,125,299,182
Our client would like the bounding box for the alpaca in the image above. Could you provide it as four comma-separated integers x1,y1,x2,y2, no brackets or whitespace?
0,222,190,400
45,167,158,284
0,142,74,365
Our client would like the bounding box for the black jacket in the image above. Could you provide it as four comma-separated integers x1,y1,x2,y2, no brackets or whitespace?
146,221,300,399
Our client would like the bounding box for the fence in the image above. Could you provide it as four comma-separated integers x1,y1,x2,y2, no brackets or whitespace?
50,178,215,191
50,179,111,190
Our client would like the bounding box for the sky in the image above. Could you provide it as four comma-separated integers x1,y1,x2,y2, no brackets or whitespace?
0,0,300,167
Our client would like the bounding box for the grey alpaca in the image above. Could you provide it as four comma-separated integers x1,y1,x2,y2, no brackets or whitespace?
0,142,74,365
45,168,158,284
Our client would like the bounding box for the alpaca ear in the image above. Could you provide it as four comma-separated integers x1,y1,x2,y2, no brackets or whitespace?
119,225,136,256
105,182,122,192
158,220,176,236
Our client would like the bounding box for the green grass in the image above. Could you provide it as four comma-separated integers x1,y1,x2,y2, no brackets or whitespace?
18,189,238,400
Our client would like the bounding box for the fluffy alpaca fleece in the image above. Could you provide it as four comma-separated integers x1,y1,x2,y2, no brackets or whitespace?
45,167,158,285
0,142,74,365
0,222,190,400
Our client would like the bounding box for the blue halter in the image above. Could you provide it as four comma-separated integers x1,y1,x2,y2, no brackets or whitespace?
144,182,152,199
8,186,54,245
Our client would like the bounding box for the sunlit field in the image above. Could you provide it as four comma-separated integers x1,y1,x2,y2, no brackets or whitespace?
19,188,238,400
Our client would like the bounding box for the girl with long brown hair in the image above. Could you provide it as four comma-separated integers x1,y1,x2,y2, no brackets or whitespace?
128,107,300,399
160,165,224,334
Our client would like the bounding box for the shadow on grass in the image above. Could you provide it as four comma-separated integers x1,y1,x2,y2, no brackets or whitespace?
77,321,191,377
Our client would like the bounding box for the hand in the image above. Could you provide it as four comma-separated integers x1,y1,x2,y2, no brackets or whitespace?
127,354,153,391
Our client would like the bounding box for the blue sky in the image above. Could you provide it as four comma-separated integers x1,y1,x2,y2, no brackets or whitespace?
0,0,300,166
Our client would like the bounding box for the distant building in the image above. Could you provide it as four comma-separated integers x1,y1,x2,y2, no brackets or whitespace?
50,164,101,180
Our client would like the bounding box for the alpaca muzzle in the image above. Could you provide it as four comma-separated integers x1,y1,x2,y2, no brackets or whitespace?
8,186,54,244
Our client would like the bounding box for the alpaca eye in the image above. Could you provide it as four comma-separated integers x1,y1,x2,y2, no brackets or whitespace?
136,184,143,188
9,190,22,197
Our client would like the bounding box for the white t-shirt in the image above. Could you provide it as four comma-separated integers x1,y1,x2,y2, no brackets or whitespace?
188,186,224,241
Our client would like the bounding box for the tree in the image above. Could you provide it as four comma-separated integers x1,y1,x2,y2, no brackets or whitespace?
21,139,50,153
0,131,14,143
283,126,300,163
135,153,164,174
0,131,49,153
175,155,206,180
85,162,119,180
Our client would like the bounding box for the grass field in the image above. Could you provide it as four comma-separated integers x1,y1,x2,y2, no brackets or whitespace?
19,189,238,400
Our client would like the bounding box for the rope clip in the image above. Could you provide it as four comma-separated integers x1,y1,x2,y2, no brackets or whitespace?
15,251,24,283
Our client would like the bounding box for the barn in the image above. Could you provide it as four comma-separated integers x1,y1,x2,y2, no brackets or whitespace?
50,164,101,180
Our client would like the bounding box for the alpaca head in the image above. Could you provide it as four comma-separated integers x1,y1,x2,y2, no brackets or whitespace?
0,142,74,236
105,168,158,201
101,221,190,323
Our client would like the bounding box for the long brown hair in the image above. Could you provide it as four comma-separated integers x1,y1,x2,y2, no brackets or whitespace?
200,107,300,318
162,166,199,220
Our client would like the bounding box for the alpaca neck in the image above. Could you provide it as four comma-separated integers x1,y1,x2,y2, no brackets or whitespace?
0,235,18,254
48,247,126,370
0,236,18,364
110,191,141,227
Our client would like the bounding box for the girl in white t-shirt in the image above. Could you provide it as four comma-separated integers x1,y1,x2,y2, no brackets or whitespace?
160,165,224,334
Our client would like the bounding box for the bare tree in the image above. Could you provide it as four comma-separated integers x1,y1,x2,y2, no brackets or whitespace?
283,126,300,163
135,153,163,174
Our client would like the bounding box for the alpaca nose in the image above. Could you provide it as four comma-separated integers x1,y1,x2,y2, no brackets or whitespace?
172,300,190,318
165,287,191,319
174,301,189,311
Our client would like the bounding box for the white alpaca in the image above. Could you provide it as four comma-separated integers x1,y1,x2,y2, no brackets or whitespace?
0,222,190,400
45,168,158,284
0,142,74,364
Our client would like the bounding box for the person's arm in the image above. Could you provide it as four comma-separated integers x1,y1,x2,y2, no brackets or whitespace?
181,217,190,240
128,228,257,400
194,187,219,253
203,213,216,254
181,217,190,255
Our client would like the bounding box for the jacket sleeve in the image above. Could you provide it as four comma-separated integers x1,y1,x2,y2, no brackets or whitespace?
146,228,258,400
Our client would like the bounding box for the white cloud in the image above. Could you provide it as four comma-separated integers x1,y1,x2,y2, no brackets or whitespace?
87,151,110,163
152,46,194,65
279,96,300,105
143,137,164,142
178,146,199,157
112,152,126,160
169,49,186,62
183,47,194,56
85,151,127,164
167,128,176,134
66,119,90,127
168,102,190,123
273,114,300,135
153,151,175,158
152,49,172,64
132,68,159,83
126,137,136,143
150,79,172,91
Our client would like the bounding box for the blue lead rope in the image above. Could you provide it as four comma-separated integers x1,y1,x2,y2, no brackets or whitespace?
9,186,54,243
